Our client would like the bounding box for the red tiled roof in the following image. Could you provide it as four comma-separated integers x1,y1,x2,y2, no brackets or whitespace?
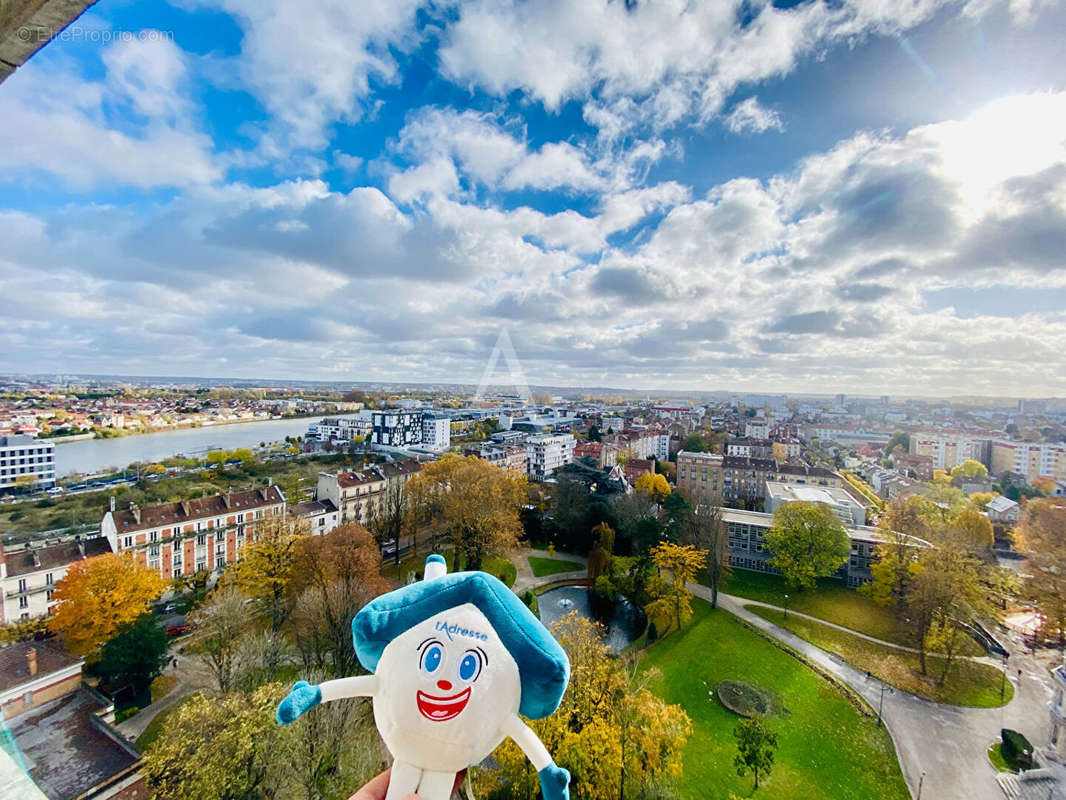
109,485,284,533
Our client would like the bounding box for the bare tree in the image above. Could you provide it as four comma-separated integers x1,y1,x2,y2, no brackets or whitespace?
189,584,249,692
683,498,730,608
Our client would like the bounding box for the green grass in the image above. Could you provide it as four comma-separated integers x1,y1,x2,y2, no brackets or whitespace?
640,600,909,800
528,556,584,577
150,674,179,703
480,555,517,587
987,742,1015,773
748,607,1011,708
135,692,200,751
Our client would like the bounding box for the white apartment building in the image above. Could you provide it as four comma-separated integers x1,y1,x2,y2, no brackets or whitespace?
372,411,423,448
655,433,671,461
0,435,56,491
0,536,113,621
526,434,575,480
990,440,1066,481
421,417,451,450
744,421,770,439
765,481,867,526
909,433,991,470
100,487,286,578
317,460,422,526
310,415,372,442
289,499,340,535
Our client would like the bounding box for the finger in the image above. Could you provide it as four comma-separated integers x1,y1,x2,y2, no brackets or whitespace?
452,769,467,795
350,769,391,800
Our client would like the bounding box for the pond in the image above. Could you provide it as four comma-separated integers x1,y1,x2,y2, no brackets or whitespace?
537,585,645,653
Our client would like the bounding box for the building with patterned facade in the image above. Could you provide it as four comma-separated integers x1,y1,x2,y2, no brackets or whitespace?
100,486,286,578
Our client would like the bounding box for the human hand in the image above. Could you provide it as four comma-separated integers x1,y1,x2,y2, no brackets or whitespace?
349,768,467,800
276,680,321,725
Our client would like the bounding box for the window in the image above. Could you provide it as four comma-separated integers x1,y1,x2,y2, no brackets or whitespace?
215,530,224,542
196,534,206,546
123,536,133,548
19,596,28,609
149,544,160,556
17,578,27,592
45,573,53,585
150,531,159,542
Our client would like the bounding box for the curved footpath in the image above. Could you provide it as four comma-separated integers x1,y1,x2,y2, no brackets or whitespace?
511,548,588,595
697,585,1061,800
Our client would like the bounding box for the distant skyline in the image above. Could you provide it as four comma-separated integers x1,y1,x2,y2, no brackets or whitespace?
1,1,1065,395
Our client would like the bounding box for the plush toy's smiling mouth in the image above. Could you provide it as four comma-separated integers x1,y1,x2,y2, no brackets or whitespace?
416,687,471,721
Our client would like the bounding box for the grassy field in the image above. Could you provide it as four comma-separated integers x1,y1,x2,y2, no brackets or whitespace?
748,607,1011,708
640,600,909,800
149,674,179,703
528,555,584,577
382,547,516,588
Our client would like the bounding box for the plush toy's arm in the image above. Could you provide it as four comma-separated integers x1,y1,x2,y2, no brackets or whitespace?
276,675,377,725
501,715,570,800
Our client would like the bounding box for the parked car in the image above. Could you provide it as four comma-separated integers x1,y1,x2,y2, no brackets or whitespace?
163,602,179,614
165,623,190,637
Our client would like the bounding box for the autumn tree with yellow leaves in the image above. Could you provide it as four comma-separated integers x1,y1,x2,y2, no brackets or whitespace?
407,452,526,571
634,472,671,504
484,614,691,800
646,541,707,633
49,552,168,656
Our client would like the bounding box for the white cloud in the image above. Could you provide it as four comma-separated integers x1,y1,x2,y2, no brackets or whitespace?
725,96,785,134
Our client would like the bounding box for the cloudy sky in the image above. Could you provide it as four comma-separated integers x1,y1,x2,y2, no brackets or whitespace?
2,0,1065,396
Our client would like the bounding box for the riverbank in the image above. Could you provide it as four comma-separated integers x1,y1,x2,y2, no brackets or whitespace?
44,412,322,444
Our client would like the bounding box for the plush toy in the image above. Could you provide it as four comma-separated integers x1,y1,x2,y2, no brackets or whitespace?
277,554,571,800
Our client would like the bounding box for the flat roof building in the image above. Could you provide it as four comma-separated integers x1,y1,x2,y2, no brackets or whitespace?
765,481,867,526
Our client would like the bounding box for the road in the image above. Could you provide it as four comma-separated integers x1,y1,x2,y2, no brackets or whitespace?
698,586,1062,800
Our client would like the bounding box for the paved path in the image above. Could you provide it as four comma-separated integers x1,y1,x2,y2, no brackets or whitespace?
700,586,1060,800
511,548,588,595
114,651,214,743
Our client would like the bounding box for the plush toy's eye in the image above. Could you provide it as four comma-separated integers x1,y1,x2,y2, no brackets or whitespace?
457,649,484,683
420,643,444,676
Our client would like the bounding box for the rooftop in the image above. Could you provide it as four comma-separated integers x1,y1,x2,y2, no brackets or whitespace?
0,642,80,695
108,485,284,534
1,536,112,578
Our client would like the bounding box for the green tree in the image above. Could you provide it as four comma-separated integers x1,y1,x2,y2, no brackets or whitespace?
885,430,910,457
733,717,778,790
950,459,989,481
94,613,170,703
681,433,710,452
765,502,849,590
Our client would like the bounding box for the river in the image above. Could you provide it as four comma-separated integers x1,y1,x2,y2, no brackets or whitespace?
52,415,344,477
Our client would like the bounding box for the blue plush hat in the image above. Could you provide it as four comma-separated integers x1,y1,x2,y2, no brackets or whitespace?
353,555,570,719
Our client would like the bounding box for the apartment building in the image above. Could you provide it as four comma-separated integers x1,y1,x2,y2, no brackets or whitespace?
289,499,340,535
100,486,286,578
0,536,113,622
471,443,528,473
765,482,867,526
310,415,372,441
770,438,803,460
676,451,842,507
990,440,1066,482
526,434,576,480
744,421,770,439
316,459,422,526
0,435,56,491
909,433,991,470
721,508,928,587
421,416,451,450
371,411,423,448
727,438,774,458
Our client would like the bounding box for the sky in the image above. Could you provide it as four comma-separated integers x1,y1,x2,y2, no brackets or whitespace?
1,0,1065,396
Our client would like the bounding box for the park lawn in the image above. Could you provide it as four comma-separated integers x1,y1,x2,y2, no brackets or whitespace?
149,674,179,703
748,607,1011,708
528,556,584,577
640,599,909,800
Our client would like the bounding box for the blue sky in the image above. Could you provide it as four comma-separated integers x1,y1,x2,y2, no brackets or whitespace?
1,0,1065,395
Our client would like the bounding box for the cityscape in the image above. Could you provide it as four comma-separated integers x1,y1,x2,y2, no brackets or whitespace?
1,1,1065,800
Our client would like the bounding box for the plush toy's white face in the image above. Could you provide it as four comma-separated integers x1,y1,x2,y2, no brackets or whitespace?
373,602,522,768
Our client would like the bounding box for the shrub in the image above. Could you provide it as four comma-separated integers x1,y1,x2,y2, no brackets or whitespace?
1000,729,1034,769
115,706,140,723
522,590,538,616
646,621,658,643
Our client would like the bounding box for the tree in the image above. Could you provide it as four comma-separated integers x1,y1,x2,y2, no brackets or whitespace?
1013,498,1066,642
190,584,249,693
228,515,302,679
587,522,615,582
144,685,284,800
646,542,706,633
288,524,388,675
366,479,408,566
681,433,710,452
950,507,994,550
634,472,671,504
587,424,602,442
682,500,730,609
49,552,168,656
932,469,952,486
864,526,923,612
764,502,849,590
661,491,691,543
885,431,910,457
733,717,778,790
407,453,526,571
206,450,228,467
485,614,690,800
94,613,170,704
950,459,989,481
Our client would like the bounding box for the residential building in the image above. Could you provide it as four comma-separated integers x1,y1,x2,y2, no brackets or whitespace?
727,438,774,459
289,499,339,536
990,440,1066,482
1,641,144,799
770,438,802,460
721,508,929,587
676,451,842,507
1049,655,1066,761
526,434,575,480
310,415,371,442
894,452,934,481
744,421,770,439
471,443,528,473
986,495,1021,524
624,458,655,486
910,433,991,470
371,410,423,448
317,460,422,526
654,433,671,461
765,481,867,526
100,487,286,578
421,416,451,450
0,536,113,622
0,435,56,491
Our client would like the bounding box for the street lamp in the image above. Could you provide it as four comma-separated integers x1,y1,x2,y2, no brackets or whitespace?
783,593,789,621
877,680,894,727
917,770,926,800
1000,653,1009,702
